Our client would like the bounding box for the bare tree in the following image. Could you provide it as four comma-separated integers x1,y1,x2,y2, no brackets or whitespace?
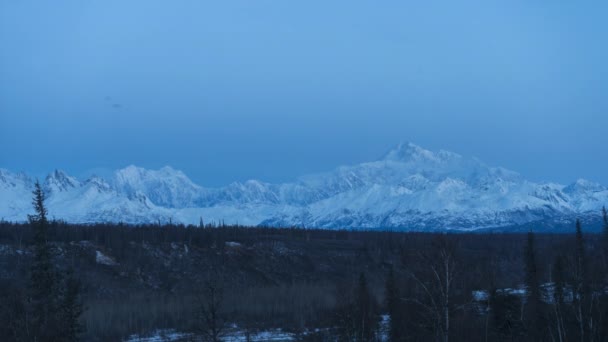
523,230,544,341
551,254,567,342
406,236,456,342
196,273,226,342
572,219,592,342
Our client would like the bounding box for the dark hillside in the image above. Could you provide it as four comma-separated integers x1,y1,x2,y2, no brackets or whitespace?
0,221,607,341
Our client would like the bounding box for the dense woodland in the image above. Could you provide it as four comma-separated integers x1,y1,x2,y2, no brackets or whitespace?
1,182,608,341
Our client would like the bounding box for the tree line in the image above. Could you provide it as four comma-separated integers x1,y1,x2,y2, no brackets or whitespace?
0,183,607,341
377,210,608,342
1,181,84,341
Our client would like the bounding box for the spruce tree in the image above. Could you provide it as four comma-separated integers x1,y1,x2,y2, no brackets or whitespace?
523,230,543,341
385,266,401,342
355,273,378,342
489,289,523,340
573,219,590,341
552,255,565,310
59,269,85,342
28,180,58,340
552,255,567,341
28,181,84,341
523,231,540,301
603,207,608,261
333,282,356,341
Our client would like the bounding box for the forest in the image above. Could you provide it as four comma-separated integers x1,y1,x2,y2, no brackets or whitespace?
0,183,607,341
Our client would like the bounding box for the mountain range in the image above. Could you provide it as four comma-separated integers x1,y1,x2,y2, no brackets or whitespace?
1,143,606,231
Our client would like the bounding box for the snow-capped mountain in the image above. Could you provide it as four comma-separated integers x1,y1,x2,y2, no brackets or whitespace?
1,143,607,231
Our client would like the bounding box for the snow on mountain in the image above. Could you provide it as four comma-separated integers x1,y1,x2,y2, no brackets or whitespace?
45,169,80,193
562,179,608,211
1,143,606,231
0,169,34,222
113,165,203,208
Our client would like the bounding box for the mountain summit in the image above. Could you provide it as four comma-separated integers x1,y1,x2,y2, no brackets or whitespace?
1,144,606,231
381,142,461,164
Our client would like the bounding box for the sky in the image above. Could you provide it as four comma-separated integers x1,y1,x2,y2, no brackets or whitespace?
1,1,607,187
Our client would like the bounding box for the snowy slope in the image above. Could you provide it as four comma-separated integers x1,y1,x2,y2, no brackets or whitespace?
1,143,607,231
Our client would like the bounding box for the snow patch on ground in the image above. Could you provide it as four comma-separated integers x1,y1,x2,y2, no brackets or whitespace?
123,314,393,342
124,329,190,341
226,328,294,341
96,250,118,266
124,328,295,342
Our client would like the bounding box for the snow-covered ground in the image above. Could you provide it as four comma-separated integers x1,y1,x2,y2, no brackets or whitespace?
124,328,296,342
125,329,191,342
124,315,391,341
471,282,608,306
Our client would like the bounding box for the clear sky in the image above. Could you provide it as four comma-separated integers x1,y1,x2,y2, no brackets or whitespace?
1,1,607,186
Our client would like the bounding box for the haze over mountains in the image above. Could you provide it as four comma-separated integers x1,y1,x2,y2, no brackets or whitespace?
1,143,606,231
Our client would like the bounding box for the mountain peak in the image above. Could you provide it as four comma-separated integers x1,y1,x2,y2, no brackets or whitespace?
0,169,30,187
116,164,144,176
159,165,177,172
563,178,606,194
84,175,112,192
158,165,189,178
115,165,188,181
45,169,80,192
114,165,153,185
111,165,201,208
0,168,11,183
381,142,461,163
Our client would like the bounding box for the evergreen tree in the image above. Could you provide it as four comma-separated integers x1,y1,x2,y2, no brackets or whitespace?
28,180,59,341
354,273,378,342
58,269,85,342
385,266,403,341
333,282,356,342
573,219,590,341
0,280,28,341
27,181,84,341
523,230,543,341
603,207,608,261
552,255,565,312
575,220,586,279
552,254,567,342
489,289,524,340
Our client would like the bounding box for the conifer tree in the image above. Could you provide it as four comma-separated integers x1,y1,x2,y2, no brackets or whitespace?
333,282,356,342
385,266,403,341
355,273,378,342
59,269,85,342
573,219,590,341
523,230,543,341
28,180,58,340
552,254,567,342
489,289,523,340
27,181,84,341
603,207,608,260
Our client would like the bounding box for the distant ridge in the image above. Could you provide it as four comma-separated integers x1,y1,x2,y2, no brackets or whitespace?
1,143,607,231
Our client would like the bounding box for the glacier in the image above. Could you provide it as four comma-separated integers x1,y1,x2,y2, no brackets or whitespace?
1,143,607,231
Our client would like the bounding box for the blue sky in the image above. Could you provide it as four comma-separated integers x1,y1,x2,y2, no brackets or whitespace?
1,1,607,186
